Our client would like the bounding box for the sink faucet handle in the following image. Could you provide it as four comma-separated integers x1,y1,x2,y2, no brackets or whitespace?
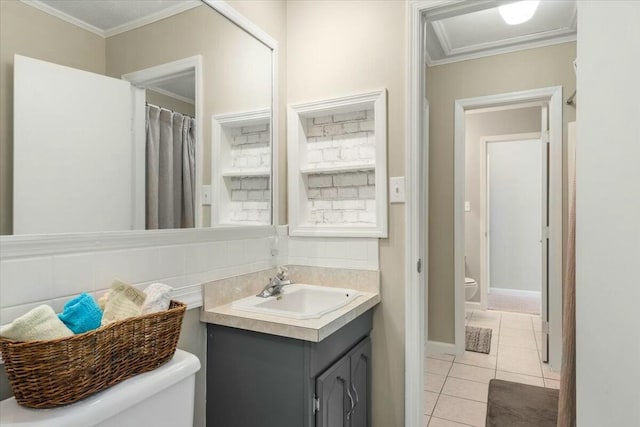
276,266,289,281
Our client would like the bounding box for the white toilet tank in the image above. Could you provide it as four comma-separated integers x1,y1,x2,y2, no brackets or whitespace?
0,349,201,427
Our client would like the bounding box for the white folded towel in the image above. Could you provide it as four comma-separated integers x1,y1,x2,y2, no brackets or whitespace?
0,305,73,341
101,281,146,326
141,283,173,314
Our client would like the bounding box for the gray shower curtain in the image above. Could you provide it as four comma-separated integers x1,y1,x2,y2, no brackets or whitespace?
145,104,196,229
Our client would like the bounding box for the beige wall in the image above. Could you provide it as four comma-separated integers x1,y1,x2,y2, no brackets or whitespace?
287,2,406,426
427,42,576,343
0,0,106,235
146,89,196,117
105,4,272,188
228,0,288,224
464,107,541,302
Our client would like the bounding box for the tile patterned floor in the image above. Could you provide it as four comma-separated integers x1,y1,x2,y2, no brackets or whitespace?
423,310,561,427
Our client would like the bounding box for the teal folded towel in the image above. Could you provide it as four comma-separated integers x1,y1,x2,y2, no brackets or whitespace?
58,293,103,334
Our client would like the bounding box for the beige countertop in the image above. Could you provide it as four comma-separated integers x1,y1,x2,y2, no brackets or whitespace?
199,265,380,342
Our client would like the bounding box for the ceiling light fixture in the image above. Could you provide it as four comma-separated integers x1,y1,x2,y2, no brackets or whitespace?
499,0,541,25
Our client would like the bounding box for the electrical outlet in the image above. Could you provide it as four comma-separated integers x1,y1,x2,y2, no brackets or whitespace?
465,201,471,212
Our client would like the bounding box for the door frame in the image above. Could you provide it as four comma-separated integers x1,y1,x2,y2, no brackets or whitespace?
454,87,563,366
479,132,543,313
122,55,204,228
406,1,564,424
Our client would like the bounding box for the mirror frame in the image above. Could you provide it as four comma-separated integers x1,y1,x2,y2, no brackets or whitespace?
0,0,280,259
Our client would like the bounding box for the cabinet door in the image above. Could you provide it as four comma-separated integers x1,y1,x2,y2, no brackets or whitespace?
316,355,351,427
349,338,371,427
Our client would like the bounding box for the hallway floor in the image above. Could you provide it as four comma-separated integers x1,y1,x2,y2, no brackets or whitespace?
424,310,561,426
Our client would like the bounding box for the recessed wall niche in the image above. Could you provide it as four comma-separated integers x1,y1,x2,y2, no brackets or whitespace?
288,90,388,237
212,110,271,226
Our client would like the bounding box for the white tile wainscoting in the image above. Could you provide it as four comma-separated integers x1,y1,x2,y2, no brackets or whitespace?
0,225,379,327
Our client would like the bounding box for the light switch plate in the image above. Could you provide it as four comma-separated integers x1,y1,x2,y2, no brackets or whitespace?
201,185,212,206
465,201,471,212
389,176,405,203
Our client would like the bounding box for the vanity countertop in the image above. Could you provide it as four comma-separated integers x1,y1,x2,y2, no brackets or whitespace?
200,291,379,342
200,270,380,342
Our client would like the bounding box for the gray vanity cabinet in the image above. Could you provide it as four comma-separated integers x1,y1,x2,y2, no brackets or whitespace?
316,355,350,427
316,337,371,427
206,310,372,427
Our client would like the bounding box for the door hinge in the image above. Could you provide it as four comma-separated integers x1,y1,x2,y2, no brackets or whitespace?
544,226,550,239
417,258,422,273
542,130,550,144
542,321,549,334
313,396,320,413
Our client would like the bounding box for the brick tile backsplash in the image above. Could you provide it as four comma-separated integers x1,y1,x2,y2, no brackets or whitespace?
307,171,376,225
301,109,377,226
304,109,375,170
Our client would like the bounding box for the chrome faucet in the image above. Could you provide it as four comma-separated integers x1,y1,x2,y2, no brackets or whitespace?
257,266,292,298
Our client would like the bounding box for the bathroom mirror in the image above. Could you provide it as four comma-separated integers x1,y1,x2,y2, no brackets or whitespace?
0,0,275,236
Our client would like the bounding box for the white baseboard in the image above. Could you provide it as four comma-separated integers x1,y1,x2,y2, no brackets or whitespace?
425,340,461,356
465,301,482,311
489,287,541,298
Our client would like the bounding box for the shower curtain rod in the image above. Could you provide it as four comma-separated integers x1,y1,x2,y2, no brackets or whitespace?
145,101,194,119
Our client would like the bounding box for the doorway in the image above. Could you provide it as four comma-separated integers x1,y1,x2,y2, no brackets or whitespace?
482,132,543,316
454,88,563,367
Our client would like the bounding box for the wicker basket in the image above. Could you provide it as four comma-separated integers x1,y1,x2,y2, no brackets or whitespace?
0,300,186,409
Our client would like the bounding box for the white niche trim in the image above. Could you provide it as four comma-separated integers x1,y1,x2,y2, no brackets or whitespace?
288,90,388,238
212,109,272,227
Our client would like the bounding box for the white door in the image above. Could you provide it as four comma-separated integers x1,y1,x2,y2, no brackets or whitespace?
13,55,143,234
488,139,543,298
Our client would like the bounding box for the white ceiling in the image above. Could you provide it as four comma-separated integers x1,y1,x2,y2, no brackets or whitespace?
425,0,577,66
23,0,202,38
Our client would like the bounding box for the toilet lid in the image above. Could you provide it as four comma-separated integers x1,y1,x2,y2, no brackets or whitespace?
465,277,476,284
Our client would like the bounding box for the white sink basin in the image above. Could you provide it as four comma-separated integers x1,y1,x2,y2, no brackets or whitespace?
231,284,361,320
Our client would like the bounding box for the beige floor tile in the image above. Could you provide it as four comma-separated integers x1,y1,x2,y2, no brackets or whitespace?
429,416,474,426
499,318,533,331
499,326,534,339
442,376,490,403
544,378,560,389
471,310,502,321
501,313,534,326
425,391,439,415
425,372,447,393
427,352,456,362
449,363,496,384
424,414,431,427
541,362,561,380
498,332,538,350
433,394,487,427
489,334,499,355
534,331,543,348
455,351,497,369
467,319,500,330
497,345,542,377
532,318,543,332
426,357,453,376
502,311,535,320
495,370,545,386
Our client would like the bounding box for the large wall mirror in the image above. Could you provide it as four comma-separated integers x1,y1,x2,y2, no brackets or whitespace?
0,0,276,237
